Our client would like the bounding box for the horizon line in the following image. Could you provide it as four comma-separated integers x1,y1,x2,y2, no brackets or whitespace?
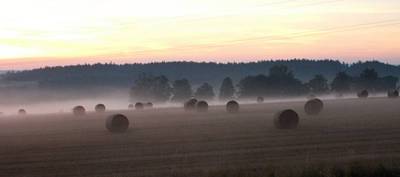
4,59,398,71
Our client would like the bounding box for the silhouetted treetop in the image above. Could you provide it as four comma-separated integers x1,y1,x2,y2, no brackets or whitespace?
195,83,215,101
171,79,193,102
130,74,172,102
219,77,235,100
2,60,399,89
238,66,307,98
331,72,352,93
306,74,329,94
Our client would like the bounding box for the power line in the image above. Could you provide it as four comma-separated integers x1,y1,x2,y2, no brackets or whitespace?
222,19,400,44
189,20,400,50
113,19,400,56
117,0,345,28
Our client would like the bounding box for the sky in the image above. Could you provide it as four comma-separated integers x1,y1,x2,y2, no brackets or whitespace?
0,0,399,69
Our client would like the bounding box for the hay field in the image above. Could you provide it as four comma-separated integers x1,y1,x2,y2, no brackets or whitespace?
0,97,400,177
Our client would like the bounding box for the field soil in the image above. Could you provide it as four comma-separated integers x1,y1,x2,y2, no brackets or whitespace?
0,97,400,177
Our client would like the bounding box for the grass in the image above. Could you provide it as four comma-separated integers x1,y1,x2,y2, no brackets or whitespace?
1,97,400,177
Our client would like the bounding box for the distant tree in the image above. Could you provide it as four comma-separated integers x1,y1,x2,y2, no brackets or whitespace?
358,68,379,90
171,79,193,102
378,76,399,91
195,83,215,100
331,72,352,93
219,77,235,100
6,60,400,91
238,65,307,98
351,68,400,92
269,65,294,79
5,60,400,105
360,68,378,81
238,74,269,98
306,74,329,94
130,74,172,102
266,65,307,96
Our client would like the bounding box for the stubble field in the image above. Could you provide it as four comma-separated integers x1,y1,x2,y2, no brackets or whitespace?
0,97,400,177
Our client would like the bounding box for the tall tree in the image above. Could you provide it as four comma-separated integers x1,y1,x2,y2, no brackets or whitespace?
130,74,172,102
195,83,215,100
219,77,235,100
266,65,306,96
238,65,306,98
358,68,379,90
331,72,352,93
171,79,193,102
378,76,399,91
306,74,329,94
238,75,269,98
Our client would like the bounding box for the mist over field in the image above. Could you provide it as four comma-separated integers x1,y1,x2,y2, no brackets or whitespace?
0,60,396,117
1,63,400,177
1,93,400,177
1,0,400,176
0,86,389,116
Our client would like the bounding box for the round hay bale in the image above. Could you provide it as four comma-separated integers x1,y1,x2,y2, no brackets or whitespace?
304,98,324,115
128,103,134,109
196,100,208,112
95,104,106,113
145,102,153,108
18,109,26,115
357,90,369,98
73,105,86,116
106,114,129,133
388,90,399,98
257,96,264,103
135,102,144,110
184,98,198,111
226,100,239,113
274,109,299,129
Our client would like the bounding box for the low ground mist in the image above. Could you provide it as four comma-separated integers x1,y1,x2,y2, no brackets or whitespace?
0,86,390,116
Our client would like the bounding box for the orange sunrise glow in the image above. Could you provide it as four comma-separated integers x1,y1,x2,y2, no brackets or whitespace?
0,0,399,69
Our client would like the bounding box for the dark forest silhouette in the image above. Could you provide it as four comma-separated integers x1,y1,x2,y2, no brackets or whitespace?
0,59,399,103
130,65,398,102
3,60,400,90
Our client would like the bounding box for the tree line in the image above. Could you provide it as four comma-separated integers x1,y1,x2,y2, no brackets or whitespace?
130,65,399,102
3,60,400,89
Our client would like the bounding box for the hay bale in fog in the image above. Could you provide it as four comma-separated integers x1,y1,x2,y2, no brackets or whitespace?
226,100,239,113
73,106,86,116
135,102,144,110
304,98,324,115
357,90,369,98
257,96,264,103
196,100,208,112
95,104,106,113
388,90,399,98
18,109,26,115
128,104,134,109
106,114,129,133
184,98,198,111
145,102,153,108
274,109,299,129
